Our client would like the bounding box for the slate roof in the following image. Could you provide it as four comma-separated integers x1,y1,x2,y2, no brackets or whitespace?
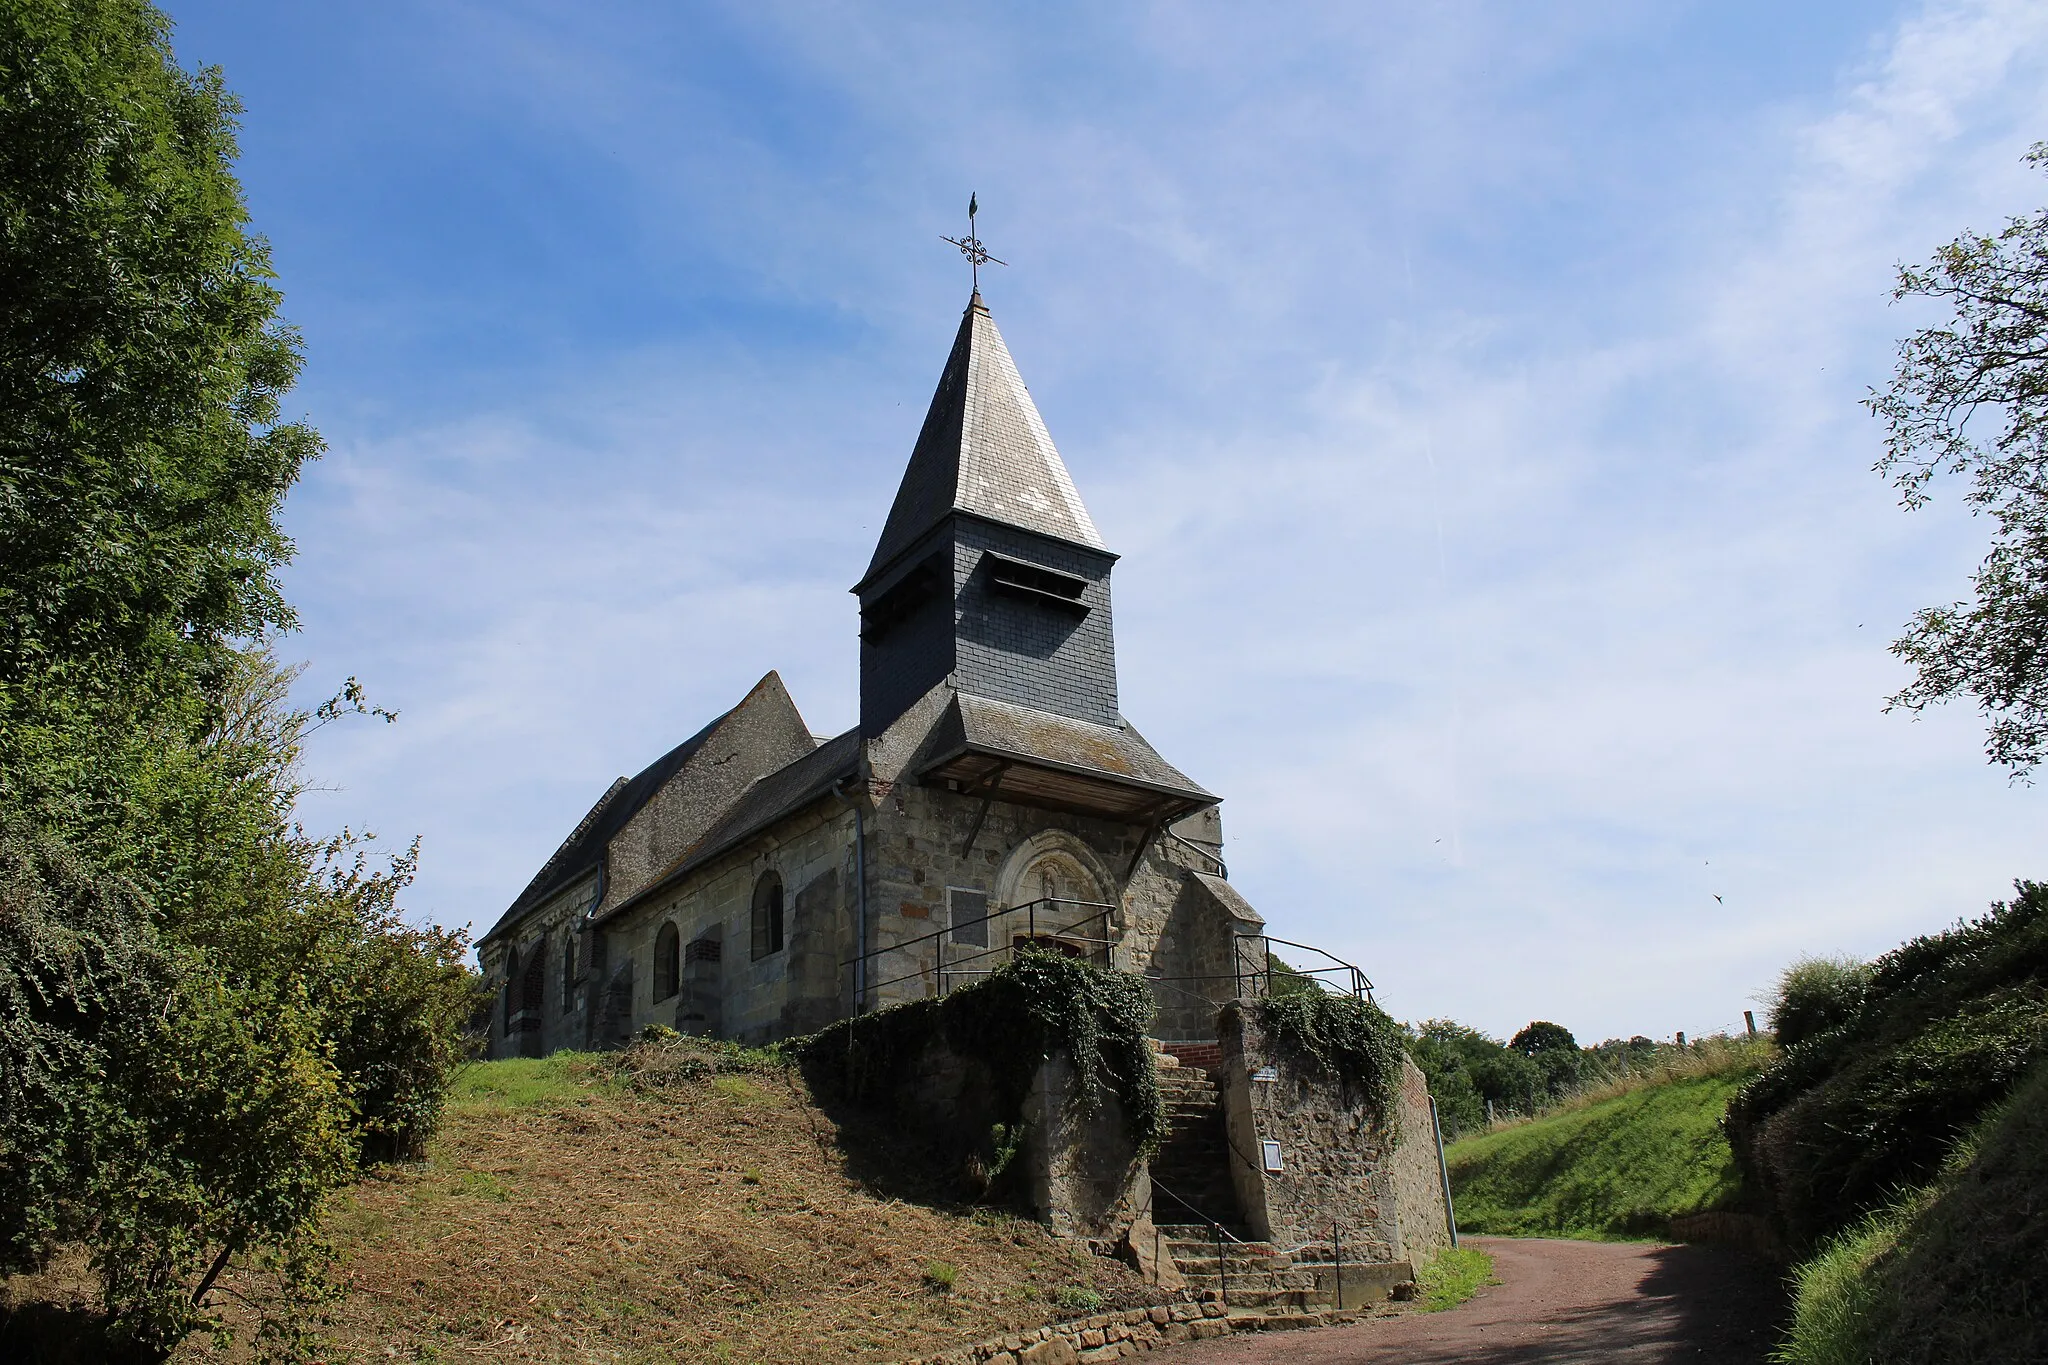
862,292,1104,586
920,693,1215,809
479,707,739,946
1188,872,1265,928
598,728,862,923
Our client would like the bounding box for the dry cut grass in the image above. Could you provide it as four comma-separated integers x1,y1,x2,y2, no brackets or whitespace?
165,1042,1157,1364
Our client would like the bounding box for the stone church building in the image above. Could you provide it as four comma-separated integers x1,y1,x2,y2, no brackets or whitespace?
475,290,1457,1277
478,289,1265,1057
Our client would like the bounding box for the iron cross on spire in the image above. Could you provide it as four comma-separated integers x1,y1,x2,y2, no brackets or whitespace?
941,192,1006,291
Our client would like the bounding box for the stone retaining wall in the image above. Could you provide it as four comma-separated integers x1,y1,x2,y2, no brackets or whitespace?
894,1300,1235,1365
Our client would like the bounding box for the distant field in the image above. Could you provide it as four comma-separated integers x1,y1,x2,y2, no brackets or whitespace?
1445,1061,1763,1240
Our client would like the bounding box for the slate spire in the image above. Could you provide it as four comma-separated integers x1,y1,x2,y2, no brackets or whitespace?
861,292,1104,585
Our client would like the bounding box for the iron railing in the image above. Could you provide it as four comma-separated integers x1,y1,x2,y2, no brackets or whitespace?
843,897,1117,1003
1234,933,1374,1001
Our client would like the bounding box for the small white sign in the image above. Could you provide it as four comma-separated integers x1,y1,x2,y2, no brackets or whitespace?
1252,1066,1279,1083
1261,1140,1285,1172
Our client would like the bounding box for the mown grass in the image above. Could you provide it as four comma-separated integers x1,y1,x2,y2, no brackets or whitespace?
444,1052,597,1112
168,1038,1164,1363
1446,1053,1764,1240
1415,1246,1495,1312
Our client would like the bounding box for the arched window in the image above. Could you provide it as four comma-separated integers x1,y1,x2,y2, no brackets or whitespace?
561,931,578,1013
521,941,546,1016
502,947,521,1033
653,923,681,1002
751,871,785,961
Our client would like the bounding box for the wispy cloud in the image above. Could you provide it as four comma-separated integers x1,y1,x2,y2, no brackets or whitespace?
224,0,2048,1043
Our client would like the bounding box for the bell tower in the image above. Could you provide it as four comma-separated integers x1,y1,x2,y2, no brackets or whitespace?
854,292,1120,737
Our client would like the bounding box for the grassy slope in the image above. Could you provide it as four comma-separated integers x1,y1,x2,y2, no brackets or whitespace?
1445,1068,1758,1239
1776,1056,2048,1365
179,1048,1159,1363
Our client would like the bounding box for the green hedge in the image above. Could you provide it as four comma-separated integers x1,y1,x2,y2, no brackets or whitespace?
1729,881,2048,1248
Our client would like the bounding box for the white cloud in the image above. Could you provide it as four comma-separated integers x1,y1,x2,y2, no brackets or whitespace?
270,0,2048,1043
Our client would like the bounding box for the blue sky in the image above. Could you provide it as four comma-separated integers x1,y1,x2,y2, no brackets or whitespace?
166,0,2048,1043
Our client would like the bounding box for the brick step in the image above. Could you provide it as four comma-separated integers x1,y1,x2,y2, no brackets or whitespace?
1195,1287,1318,1311
1153,1190,1236,1210
1180,1269,1320,1291
1228,1309,1359,1330
1153,1191,1237,1219
1154,1224,1251,1243
1160,1235,1283,1257
1164,1246,1301,1272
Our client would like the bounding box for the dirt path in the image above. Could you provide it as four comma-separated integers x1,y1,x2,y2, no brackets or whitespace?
1160,1237,1788,1365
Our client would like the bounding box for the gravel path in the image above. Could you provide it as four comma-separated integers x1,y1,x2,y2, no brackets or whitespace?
1159,1236,1788,1365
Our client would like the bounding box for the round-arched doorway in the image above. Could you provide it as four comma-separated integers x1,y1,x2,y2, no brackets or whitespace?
993,831,1118,963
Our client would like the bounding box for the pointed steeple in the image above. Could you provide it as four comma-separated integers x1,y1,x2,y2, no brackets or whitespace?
862,292,1103,585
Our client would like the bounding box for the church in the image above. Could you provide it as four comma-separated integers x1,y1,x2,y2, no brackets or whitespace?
474,285,1457,1284
478,288,1280,1061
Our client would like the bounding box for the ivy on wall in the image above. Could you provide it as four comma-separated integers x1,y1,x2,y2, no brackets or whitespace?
797,950,1165,1158
1241,991,1406,1124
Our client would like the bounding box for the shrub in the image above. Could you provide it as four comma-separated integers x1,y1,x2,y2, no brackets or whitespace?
1051,1285,1103,1314
1768,955,1873,1048
1776,1055,2048,1364
1730,882,2048,1247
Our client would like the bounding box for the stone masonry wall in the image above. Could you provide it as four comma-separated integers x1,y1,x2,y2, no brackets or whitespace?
891,1300,1235,1365
1023,1054,1149,1241
859,685,1233,1024
1217,1006,1448,1259
1384,1061,1454,1262
597,802,858,1047
481,872,598,1060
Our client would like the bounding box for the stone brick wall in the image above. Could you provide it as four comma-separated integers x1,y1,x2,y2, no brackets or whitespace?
601,680,817,910
1384,1062,1454,1262
892,1301,1234,1365
1023,1054,1149,1241
596,802,858,1047
1217,1007,1449,1260
856,778,1227,1017
481,872,598,1060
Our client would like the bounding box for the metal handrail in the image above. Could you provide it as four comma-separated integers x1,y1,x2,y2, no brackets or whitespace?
842,897,1119,1003
1235,933,1375,1002
1143,1174,1247,1310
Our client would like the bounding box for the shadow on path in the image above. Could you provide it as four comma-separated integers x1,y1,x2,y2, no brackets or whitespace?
1162,1236,1790,1365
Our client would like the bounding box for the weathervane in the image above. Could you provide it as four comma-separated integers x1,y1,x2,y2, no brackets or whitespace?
941,192,1006,291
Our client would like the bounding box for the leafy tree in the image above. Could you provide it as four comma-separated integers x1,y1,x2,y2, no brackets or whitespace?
1872,143,2048,776
0,0,316,689
1406,1019,1550,1136
1510,1019,1584,1094
1509,1020,1578,1056
0,4,477,1357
